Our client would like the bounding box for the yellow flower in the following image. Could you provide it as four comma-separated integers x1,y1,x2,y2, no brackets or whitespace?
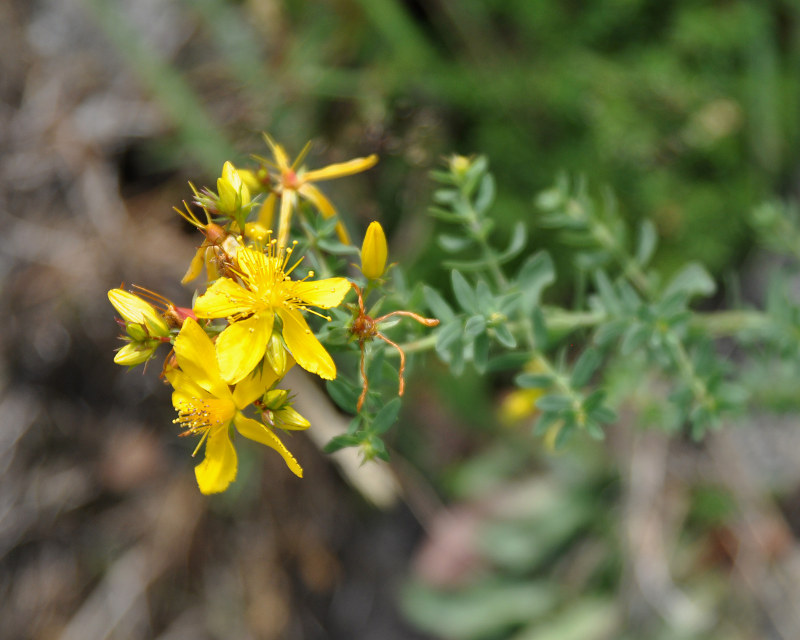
257,134,378,248
166,318,303,494
360,221,388,280
193,245,350,384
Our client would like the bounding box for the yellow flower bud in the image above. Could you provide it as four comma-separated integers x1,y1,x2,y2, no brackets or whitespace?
449,154,472,177
360,221,388,280
114,341,157,367
217,161,250,214
108,289,170,337
265,333,293,378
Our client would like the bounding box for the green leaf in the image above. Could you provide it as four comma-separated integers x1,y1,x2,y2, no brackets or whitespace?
620,323,648,355
423,285,455,322
515,372,554,389
326,378,360,414
536,394,572,412
437,234,473,253
663,262,716,299
323,434,361,453
493,322,517,348
532,307,549,350
435,320,462,360
497,221,527,263
636,218,658,266
517,251,555,309
473,333,490,373
593,270,620,315
474,173,496,214
371,397,402,434
569,347,602,388
475,279,493,309
452,270,479,313
464,314,486,339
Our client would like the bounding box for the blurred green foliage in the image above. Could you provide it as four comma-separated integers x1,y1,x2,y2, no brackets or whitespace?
88,0,800,275
87,1,800,638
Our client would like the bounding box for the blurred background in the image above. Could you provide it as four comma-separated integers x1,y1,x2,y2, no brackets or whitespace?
4,0,800,638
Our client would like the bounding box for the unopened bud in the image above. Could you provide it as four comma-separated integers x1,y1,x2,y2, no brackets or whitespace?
114,341,157,367
266,333,293,377
217,161,251,215
360,221,387,280
108,289,170,337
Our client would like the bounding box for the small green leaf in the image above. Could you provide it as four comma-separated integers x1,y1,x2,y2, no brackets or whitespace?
635,218,658,266
464,314,486,339
536,394,572,412
570,347,602,388
323,434,361,453
435,321,462,360
593,270,620,315
474,173,496,214
473,333,489,373
493,322,517,348
437,234,473,253
515,372,554,389
371,397,402,434
532,307,549,350
663,262,716,299
497,221,527,263
517,251,555,309
423,285,455,322
452,270,479,313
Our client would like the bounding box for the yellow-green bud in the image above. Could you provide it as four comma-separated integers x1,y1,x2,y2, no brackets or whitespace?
449,154,472,178
266,333,292,378
360,221,388,280
114,341,157,367
264,389,290,410
217,161,251,214
108,289,170,337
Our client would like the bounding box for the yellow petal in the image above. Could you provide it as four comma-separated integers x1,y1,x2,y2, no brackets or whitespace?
181,247,207,284
234,247,270,285
298,184,350,245
167,368,209,402
292,277,351,308
193,277,255,319
232,361,280,409
216,313,273,385
360,221,388,280
276,190,296,249
234,414,302,477
277,308,336,380
301,154,378,182
263,133,291,170
173,318,230,399
194,426,238,494
257,192,277,231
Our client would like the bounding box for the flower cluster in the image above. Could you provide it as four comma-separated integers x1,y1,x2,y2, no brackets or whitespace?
107,136,421,494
